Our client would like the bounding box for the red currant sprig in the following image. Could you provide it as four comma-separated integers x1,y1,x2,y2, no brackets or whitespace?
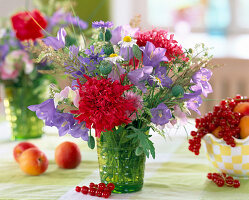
207,173,240,188
189,96,246,155
75,182,115,198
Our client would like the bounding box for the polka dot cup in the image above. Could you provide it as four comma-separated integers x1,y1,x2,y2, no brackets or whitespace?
203,134,249,178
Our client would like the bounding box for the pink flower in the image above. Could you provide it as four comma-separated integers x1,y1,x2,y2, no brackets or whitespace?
0,62,19,80
173,105,188,125
0,50,34,80
54,86,78,107
124,91,143,120
73,89,80,108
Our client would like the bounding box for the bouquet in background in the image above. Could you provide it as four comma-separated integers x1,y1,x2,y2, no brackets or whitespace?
0,1,88,140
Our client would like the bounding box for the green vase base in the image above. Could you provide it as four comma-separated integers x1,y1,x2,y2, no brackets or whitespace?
112,183,143,193
11,134,43,141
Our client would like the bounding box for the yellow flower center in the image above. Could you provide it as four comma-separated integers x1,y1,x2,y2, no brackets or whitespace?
123,36,132,42
201,75,208,81
109,53,118,57
156,77,161,84
159,111,163,118
150,50,154,59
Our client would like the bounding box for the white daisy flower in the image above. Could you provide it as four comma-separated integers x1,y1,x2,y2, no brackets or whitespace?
118,36,137,48
149,75,163,88
104,53,124,64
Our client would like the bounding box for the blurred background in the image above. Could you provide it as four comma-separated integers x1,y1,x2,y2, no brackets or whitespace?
0,0,249,117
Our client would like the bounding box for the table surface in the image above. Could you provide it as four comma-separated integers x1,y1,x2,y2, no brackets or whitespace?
0,121,249,200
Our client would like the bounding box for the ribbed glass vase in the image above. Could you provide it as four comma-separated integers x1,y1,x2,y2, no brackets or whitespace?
97,130,146,193
4,85,44,140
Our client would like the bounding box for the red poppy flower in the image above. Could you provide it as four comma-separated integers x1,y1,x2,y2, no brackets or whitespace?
71,76,136,137
11,10,47,41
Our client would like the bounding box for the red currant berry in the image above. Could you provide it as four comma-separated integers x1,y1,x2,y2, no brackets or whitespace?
233,180,240,188
98,183,106,191
225,176,234,186
235,95,242,99
96,189,103,197
89,182,95,188
103,187,112,194
216,179,225,187
107,183,115,191
75,186,81,192
81,186,89,194
207,173,213,180
220,100,227,106
89,188,97,196
102,191,111,198
191,131,197,136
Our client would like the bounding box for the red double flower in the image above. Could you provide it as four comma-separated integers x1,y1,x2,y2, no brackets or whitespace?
11,9,47,41
71,76,136,137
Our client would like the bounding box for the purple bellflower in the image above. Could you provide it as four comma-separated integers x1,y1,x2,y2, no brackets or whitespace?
28,99,89,140
43,28,67,50
191,68,213,97
150,103,172,126
28,99,56,126
149,66,173,88
108,64,125,81
128,66,153,93
140,41,168,67
186,95,203,115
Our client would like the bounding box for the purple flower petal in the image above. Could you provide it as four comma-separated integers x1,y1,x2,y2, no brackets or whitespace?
140,41,168,67
92,21,113,29
128,66,153,93
110,26,122,45
43,28,67,50
150,103,172,126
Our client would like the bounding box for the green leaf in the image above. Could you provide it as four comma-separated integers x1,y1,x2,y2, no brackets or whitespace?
135,146,144,156
88,136,95,149
132,45,142,60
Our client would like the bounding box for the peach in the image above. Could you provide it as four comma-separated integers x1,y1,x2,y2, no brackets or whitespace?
13,142,37,163
19,148,48,176
212,126,222,138
55,141,81,169
239,116,249,139
233,102,249,115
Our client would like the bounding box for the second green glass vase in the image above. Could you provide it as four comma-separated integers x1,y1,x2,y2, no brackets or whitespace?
97,130,146,193
4,85,44,140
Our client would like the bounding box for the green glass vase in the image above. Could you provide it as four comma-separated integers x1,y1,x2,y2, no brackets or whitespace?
97,130,146,193
4,86,44,140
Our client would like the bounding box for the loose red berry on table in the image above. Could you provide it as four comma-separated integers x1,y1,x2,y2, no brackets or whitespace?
98,182,106,190
102,191,111,198
207,173,213,180
89,188,97,196
81,186,89,194
233,180,240,188
89,182,95,188
75,186,81,192
107,182,115,191
104,187,112,194
96,189,103,197
225,176,234,186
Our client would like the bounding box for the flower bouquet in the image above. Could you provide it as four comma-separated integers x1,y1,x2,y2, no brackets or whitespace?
28,19,215,193
0,3,88,140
